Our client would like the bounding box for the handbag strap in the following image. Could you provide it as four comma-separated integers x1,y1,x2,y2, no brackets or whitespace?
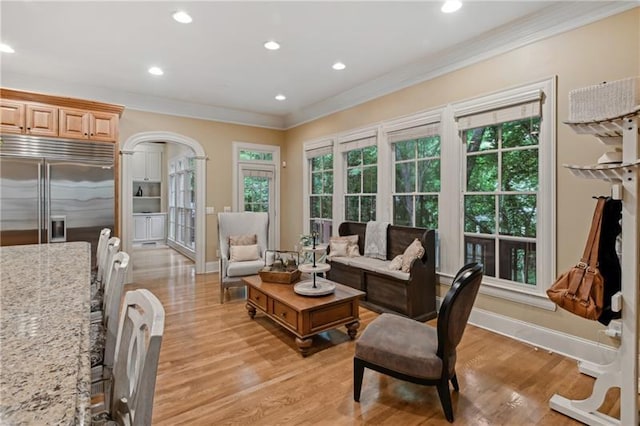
580,197,605,268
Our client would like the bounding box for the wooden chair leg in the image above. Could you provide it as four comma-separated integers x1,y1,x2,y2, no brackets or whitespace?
353,358,365,402
436,381,454,422
451,373,459,392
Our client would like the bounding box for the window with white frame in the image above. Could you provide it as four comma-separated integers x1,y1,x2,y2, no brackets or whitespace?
344,145,377,222
454,82,553,292
308,148,333,243
338,134,378,222
389,123,441,229
168,157,195,252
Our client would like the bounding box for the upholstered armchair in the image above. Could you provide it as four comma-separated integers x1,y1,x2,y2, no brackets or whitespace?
217,211,269,303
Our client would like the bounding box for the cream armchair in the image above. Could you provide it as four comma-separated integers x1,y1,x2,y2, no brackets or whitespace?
217,211,269,303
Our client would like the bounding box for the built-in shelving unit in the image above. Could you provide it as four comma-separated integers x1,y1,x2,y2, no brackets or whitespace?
549,111,639,426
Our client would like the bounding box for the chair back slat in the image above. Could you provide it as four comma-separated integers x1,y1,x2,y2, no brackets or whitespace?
103,251,129,368
111,289,165,426
95,228,111,280
100,237,121,288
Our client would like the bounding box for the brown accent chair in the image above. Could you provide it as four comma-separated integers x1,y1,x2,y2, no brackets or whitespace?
353,263,483,422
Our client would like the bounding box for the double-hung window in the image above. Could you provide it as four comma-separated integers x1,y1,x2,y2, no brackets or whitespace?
389,123,441,229
309,150,333,243
453,79,554,300
338,132,378,223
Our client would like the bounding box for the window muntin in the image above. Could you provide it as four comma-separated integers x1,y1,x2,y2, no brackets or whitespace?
392,136,440,229
168,156,196,251
309,153,333,243
345,146,377,222
463,117,540,285
239,149,273,161
243,175,270,212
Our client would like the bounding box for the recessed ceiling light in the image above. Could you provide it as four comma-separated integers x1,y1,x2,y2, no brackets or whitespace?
441,0,462,13
332,62,346,71
172,11,193,24
0,43,15,53
264,41,281,51
148,66,164,76
275,94,286,101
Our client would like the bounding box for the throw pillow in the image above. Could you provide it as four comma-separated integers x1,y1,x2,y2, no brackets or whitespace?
229,234,257,246
388,254,403,271
328,241,349,258
401,238,425,272
330,235,360,257
230,244,260,262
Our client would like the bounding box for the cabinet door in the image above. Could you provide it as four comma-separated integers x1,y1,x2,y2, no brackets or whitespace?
0,100,25,134
148,215,166,240
59,108,89,139
133,216,148,241
131,152,147,181
26,104,58,137
90,112,118,142
145,151,162,182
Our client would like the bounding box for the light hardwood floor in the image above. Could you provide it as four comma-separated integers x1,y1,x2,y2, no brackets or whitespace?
128,246,618,425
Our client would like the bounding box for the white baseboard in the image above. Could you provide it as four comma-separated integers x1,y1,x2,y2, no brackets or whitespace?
205,261,219,273
436,297,617,366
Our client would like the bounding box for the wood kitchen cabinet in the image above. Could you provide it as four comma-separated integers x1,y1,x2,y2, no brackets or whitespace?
59,108,118,142
1,100,58,136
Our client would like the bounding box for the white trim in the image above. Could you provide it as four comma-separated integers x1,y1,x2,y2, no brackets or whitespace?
3,3,632,131
435,297,617,366
453,88,543,119
450,77,556,301
337,126,378,144
302,137,336,235
121,132,207,282
167,239,195,261
231,141,281,249
283,2,636,128
205,261,219,273
382,108,444,134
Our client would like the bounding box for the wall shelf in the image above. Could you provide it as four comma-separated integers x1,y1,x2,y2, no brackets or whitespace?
563,160,640,182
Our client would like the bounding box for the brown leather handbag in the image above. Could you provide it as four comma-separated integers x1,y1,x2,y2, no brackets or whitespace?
547,198,605,320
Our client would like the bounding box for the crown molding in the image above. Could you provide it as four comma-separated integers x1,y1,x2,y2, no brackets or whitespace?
0,72,286,130
283,1,638,129
2,2,635,131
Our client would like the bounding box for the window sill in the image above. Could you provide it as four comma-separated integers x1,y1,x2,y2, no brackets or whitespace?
438,272,557,311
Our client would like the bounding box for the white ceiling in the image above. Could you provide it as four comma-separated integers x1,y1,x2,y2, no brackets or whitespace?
0,1,635,129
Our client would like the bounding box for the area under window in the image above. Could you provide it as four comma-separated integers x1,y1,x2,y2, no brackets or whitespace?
345,146,377,222
463,116,540,285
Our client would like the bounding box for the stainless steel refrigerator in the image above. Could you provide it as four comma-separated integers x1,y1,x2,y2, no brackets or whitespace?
0,136,114,266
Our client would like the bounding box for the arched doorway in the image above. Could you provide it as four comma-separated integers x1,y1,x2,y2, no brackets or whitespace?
121,131,206,282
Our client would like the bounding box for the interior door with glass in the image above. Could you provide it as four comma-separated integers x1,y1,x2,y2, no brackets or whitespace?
239,165,275,248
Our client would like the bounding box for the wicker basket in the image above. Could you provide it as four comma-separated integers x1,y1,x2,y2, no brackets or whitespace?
569,76,640,122
259,268,301,284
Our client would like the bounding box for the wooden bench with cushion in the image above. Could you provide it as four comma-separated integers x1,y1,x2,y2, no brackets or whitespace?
326,222,437,321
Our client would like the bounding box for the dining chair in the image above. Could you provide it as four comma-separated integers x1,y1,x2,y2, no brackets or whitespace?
90,251,129,381
217,211,269,303
353,263,483,422
92,289,165,426
92,228,111,284
91,237,121,316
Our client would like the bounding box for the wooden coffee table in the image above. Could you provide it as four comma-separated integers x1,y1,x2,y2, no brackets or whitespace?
243,275,365,356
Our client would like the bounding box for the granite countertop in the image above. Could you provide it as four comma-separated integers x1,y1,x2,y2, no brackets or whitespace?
0,242,91,425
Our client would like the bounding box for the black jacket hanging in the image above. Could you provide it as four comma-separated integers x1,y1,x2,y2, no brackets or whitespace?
597,197,622,326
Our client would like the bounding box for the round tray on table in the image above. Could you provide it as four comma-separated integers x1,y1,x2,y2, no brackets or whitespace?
294,277,336,296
